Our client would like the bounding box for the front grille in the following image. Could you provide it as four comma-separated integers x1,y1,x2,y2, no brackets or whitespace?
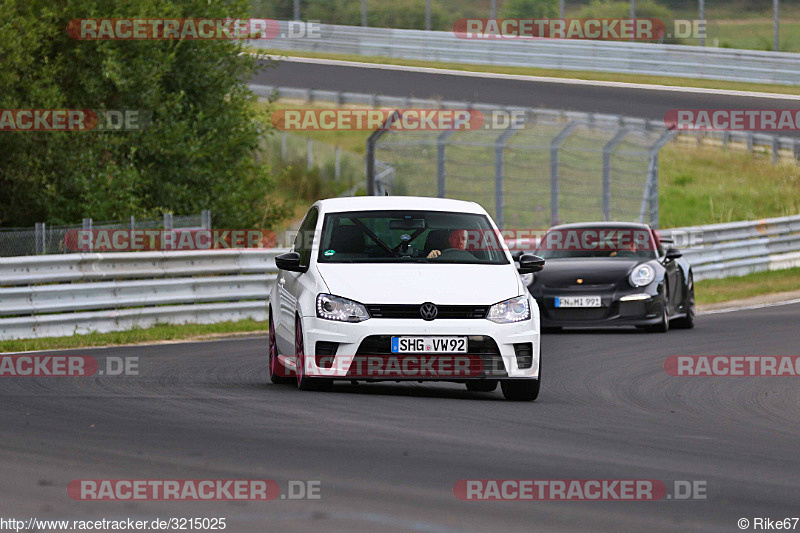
365,304,488,319
545,308,611,321
352,335,507,378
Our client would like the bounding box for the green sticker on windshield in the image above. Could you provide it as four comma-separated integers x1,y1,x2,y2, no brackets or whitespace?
324,249,335,256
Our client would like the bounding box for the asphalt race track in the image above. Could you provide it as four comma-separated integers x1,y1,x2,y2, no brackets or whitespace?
2,303,799,532
253,58,800,138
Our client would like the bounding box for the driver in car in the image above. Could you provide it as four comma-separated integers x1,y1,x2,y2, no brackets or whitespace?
427,229,470,258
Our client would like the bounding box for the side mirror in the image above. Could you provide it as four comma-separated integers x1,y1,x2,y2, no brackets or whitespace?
275,252,306,272
517,254,545,274
664,248,682,261
511,250,524,262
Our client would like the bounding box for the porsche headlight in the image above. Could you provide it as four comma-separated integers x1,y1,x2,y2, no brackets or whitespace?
316,294,370,322
487,295,530,323
629,264,656,287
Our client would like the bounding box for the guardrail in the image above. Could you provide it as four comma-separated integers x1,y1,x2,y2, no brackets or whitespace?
0,249,286,341
2,215,799,340
662,214,800,280
251,84,800,165
254,22,800,86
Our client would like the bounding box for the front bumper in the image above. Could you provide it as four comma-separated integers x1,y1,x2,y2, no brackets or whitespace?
293,316,540,380
534,287,664,328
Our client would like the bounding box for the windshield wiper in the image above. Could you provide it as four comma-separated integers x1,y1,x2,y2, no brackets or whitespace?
350,218,397,257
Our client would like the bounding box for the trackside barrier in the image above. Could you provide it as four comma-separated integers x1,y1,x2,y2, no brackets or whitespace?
661,214,800,280
253,22,800,86
2,215,800,340
0,250,287,341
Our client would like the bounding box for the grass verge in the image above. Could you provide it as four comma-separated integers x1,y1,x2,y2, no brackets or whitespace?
0,319,266,354
252,49,800,96
695,267,800,305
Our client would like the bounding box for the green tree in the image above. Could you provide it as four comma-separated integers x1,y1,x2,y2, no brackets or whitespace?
0,0,281,228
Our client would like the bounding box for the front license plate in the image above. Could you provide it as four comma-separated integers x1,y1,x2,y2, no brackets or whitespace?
555,296,601,308
391,336,468,353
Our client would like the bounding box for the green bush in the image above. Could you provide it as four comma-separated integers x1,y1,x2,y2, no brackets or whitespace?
575,0,674,20
500,0,559,18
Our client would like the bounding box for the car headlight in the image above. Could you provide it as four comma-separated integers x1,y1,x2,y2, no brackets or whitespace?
316,294,370,322
487,295,530,323
629,264,656,287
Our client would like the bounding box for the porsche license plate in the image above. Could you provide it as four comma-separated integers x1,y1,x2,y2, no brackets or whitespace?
391,336,468,353
555,296,601,308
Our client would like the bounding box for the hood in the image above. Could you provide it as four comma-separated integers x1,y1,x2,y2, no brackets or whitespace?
534,258,641,287
315,263,521,305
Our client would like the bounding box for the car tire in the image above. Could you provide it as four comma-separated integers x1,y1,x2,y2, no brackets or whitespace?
269,310,294,385
500,356,540,401
672,276,695,329
295,316,332,391
645,296,670,333
466,380,498,393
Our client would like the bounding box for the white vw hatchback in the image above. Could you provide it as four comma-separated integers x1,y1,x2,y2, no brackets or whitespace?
268,196,545,401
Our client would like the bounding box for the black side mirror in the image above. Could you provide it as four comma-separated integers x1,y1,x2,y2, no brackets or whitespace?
511,250,524,262
517,254,545,274
275,252,306,272
664,248,682,261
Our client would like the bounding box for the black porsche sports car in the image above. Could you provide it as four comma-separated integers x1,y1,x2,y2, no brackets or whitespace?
522,222,694,332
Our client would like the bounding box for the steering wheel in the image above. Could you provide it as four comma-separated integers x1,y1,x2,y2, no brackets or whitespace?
436,248,474,259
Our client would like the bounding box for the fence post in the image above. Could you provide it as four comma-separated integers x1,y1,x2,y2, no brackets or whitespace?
281,131,287,160
82,218,93,252
495,126,518,229
201,210,211,230
640,130,677,228
163,213,173,230
602,128,630,221
307,138,313,170
35,222,45,255
335,146,341,179
550,121,584,226
130,215,135,231
437,130,456,198
772,136,780,164
366,110,400,195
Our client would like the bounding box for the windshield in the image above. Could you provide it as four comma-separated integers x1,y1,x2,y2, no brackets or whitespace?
535,227,659,260
317,210,509,264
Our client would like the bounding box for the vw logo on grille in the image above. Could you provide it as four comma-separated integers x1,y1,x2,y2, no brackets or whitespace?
419,302,438,321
